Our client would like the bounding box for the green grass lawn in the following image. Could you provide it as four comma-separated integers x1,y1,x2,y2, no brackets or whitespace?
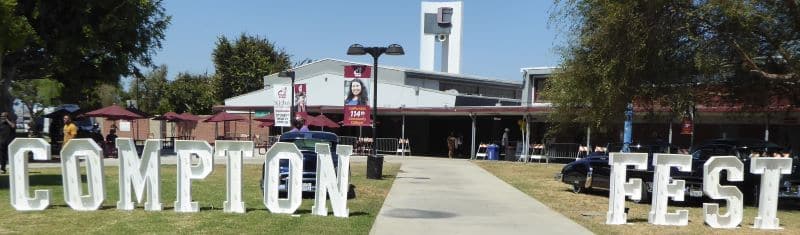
0,162,399,234
476,161,800,235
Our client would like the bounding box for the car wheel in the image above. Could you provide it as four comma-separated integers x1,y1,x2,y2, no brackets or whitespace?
568,172,588,194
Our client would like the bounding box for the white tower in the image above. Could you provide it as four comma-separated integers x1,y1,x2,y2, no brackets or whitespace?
420,1,463,74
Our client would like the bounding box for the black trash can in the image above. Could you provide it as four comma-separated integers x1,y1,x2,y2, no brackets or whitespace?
367,155,384,179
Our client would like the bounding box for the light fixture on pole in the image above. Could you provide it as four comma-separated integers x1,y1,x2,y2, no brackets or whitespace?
347,43,404,180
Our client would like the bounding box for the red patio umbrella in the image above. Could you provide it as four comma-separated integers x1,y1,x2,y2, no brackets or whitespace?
85,104,143,120
85,104,146,141
205,111,246,140
312,114,340,128
204,111,245,122
153,112,180,121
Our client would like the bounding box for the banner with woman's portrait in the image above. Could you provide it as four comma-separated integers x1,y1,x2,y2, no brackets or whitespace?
343,65,372,126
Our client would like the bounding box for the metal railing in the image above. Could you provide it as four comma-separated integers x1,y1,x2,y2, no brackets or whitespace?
545,143,582,163
375,138,399,154
338,136,358,147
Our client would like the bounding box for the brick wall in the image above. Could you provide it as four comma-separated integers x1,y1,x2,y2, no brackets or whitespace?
98,114,270,145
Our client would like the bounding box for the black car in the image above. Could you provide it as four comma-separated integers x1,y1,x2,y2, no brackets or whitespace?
559,143,675,202
677,138,791,205
261,131,356,199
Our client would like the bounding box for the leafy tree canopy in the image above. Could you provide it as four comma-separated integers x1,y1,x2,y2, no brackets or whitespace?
165,72,215,115
1,0,170,112
546,0,800,130
212,33,291,102
132,65,170,115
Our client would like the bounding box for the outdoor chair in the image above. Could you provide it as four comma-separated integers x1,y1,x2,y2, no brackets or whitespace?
528,144,545,163
396,138,411,156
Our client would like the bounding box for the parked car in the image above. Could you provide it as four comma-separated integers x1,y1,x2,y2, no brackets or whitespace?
260,131,356,199
558,142,675,202
676,138,792,205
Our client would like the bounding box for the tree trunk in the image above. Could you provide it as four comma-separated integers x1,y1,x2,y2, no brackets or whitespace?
0,53,9,114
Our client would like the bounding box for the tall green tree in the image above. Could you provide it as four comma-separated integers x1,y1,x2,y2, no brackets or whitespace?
165,73,215,115
1,0,170,112
212,33,291,102
546,0,800,131
132,65,170,114
0,0,35,113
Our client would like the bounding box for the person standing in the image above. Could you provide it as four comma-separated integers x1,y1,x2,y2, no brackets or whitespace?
63,115,78,145
0,112,16,174
447,132,457,159
501,128,509,157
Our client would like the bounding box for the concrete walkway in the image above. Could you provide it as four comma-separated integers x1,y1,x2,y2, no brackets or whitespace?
370,157,592,235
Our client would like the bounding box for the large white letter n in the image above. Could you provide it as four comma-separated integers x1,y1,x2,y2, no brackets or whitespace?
606,152,647,225
116,138,162,211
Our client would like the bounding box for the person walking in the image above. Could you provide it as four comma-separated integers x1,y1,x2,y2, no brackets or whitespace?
63,115,78,145
0,112,16,174
447,132,457,159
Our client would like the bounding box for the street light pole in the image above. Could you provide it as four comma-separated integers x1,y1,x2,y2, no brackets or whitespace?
347,44,404,180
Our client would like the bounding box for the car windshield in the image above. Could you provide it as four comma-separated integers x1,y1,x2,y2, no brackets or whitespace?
291,139,334,151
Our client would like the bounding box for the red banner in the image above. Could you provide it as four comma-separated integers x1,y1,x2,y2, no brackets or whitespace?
344,65,372,78
294,84,307,116
344,105,371,126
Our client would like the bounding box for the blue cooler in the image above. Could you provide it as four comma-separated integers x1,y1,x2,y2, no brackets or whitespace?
487,144,499,160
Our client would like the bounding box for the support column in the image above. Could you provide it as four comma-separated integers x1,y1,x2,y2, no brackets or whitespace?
765,115,770,142
586,126,591,150
470,114,476,160
668,118,673,154
401,114,406,157
248,110,252,140
524,116,531,160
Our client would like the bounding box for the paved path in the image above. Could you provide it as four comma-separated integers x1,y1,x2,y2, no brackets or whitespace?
370,157,592,235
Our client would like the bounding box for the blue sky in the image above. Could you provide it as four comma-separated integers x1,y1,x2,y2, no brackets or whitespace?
149,0,564,82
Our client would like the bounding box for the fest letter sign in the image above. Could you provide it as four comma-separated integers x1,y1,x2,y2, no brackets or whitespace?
274,84,292,127
750,157,792,229
703,156,744,228
606,152,647,225
648,154,691,226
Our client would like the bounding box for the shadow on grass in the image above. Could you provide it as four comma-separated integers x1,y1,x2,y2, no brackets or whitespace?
562,188,608,198
562,187,800,211
1,174,75,188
